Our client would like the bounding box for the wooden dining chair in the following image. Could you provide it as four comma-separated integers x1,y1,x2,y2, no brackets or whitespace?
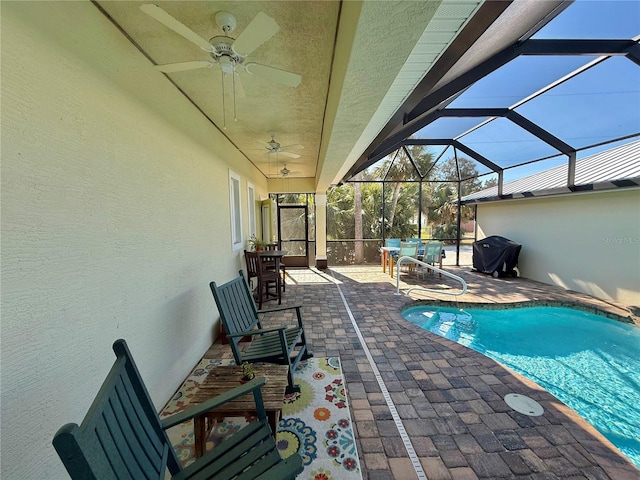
244,250,281,309
264,243,286,292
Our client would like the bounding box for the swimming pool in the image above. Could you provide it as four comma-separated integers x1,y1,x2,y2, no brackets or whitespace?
402,304,640,468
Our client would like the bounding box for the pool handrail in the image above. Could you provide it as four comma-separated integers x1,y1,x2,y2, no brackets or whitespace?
394,256,467,297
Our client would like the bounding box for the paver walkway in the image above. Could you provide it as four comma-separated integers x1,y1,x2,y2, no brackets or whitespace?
205,265,639,479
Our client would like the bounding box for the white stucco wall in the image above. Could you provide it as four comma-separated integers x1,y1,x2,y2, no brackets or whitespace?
476,189,640,307
1,2,267,478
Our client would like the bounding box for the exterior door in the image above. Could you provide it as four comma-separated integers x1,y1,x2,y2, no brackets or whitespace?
278,205,308,267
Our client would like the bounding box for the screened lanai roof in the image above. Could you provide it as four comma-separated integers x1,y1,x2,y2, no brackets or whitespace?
344,0,640,195
461,139,640,203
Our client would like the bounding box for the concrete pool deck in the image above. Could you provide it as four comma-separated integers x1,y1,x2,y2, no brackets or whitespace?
205,265,639,479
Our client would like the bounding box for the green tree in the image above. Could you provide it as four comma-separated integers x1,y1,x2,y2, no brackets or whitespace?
436,156,484,195
373,147,434,238
327,184,355,239
428,156,486,241
327,147,488,263
482,176,498,189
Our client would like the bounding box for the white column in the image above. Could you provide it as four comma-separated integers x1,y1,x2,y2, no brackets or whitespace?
315,194,327,268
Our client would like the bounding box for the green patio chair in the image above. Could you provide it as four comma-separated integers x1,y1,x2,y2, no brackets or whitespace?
421,241,444,277
210,272,312,394
385,238,401,248
405,238,423,258
53,339,303,480
390,241,419,278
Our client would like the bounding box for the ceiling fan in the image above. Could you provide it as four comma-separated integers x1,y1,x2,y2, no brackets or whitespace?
139,4,302,126
280,164,292,176
259,132,304,159
279,164,303,177
279,162,302,178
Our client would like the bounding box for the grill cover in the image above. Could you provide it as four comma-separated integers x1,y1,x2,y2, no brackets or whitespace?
472,236,521,275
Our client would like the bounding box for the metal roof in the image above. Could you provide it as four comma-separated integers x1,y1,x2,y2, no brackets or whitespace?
461,139,640,203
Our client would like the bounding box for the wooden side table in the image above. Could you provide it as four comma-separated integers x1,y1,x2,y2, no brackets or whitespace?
189,364,289,458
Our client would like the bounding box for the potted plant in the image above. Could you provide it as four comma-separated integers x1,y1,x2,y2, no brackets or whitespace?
248,235,266,251
241,362,256,383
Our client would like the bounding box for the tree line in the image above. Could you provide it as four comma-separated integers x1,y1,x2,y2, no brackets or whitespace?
327,146,496,264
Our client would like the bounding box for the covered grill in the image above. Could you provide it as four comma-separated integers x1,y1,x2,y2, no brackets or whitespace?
472,236,521,278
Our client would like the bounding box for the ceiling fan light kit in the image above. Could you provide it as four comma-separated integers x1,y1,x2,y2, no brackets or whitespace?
140,4,302,129
214,11,236,34
260,132,303,158
208,36,244,71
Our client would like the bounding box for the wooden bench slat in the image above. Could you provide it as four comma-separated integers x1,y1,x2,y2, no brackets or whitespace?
53,340,303,480
210,272,312,395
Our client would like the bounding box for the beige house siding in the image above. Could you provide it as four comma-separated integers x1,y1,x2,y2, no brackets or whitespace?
1,3,267,477
476,189,640,306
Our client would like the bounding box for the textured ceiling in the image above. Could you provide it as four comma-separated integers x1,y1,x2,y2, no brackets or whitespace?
95,1,482,190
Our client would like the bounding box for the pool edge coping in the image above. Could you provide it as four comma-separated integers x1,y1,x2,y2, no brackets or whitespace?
400,298,638,325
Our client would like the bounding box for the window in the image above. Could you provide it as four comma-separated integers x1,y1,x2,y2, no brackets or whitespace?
247,182,256,240
229,170,243,251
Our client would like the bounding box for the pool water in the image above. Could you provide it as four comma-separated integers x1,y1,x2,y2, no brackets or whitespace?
402,305,640,468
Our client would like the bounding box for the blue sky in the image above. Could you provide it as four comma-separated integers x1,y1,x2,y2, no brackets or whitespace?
417,0,640,184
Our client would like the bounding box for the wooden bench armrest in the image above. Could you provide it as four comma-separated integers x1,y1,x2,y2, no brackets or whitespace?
258,304,305,329
161,377,267,429
257,304,302,315
227,326,287,339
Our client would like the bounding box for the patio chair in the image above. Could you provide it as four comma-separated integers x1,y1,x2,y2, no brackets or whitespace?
52,339,303,480
385,238,401,248
245,250,281,309
420,241,444,277
210,272,312,394
390,241,419,278
405,238,424,259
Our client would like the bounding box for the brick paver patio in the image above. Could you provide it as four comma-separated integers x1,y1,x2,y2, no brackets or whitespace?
206,265,639,479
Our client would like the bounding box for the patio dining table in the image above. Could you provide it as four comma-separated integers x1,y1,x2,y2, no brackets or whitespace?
257,249,287,270
380,245,425,275
380,246,399,274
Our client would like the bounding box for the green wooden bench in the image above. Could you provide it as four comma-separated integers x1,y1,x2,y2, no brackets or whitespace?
210,272,312,394
53,339,303,480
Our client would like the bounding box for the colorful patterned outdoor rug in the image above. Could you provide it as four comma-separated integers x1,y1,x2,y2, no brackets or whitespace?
160,357,362,480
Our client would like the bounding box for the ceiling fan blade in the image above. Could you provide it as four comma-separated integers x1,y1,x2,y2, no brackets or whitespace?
281,144,304,150
140,4,213,52
245,63,302,88
155,61,214,73
231,12,280,57
280,151,301,159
